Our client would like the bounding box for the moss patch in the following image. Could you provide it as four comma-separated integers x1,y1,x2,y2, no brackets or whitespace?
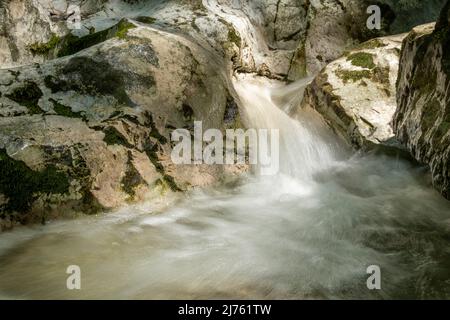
228,27,242,48
67,145,103,214
28,34,60,55
116,20,136,39
49,98,85,119
335,69,372,84
346,52,376,69
44,75,64,94
101,126,133,148
218,18,241,48
5,82,43,114
57,19,137,58
145,112,168,144
0,149,70,213
135,16,157,24
144,141,180,192
121,151,146,200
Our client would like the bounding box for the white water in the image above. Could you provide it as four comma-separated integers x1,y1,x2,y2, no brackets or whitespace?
234,75,341,180
1,76,450,299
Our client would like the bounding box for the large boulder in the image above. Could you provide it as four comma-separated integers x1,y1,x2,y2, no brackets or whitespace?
300,34,406,149
394,1,450,199
0,19,244,230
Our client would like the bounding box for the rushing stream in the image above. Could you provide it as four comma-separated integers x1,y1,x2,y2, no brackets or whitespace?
1,76,450,299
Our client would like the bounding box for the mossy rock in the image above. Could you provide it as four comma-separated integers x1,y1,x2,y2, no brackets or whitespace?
49,98,85,119
121,151,147,200
353,39,387,50
5,81,43,114
0,149,70,214
335,69,372,84
101,126,133,148
57,19,137,58
48,56,151,106
28,34,61,56
346,52,376,69
135,16,157,24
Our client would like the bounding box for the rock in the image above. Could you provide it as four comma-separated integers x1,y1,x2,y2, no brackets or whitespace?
394,2,450,199
0,18,245,226
3,0,447,75
300,34,406,149
0,0,69,68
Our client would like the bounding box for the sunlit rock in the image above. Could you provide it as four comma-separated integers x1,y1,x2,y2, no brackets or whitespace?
301,34,406,149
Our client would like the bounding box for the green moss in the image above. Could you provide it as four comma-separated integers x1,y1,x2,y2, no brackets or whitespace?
60,56,139,106
28,34,60,55
135,16,157,24
49,98,84,119
57,33,106,58
116,20,136,39
57,19,137,58
67,145,103,214
0,149,70,213
144,144,181,192
154,178,169,194
145,113,168,144
228,27,242,48
121,151,146,200
335,69,372,84
44,75,67,94
217,17,241,48
5,82,43,114
346,52,376,69
162,175,181,192
102,126,133,148
353,39,387,50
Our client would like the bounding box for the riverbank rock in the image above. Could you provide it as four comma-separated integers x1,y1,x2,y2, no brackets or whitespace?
394,2,450,199
300,34,406,149
0,19,244,230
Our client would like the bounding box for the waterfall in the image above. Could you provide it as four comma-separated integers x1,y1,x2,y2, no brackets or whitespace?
233,74,342,181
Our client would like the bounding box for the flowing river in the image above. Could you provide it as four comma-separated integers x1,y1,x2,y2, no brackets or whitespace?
0,76,450,299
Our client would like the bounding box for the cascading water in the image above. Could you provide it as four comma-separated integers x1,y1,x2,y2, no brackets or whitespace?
233,75,341,180
0,76,450,299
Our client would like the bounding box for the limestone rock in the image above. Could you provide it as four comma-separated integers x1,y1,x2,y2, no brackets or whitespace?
0,19,244,228
301,34,406,148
